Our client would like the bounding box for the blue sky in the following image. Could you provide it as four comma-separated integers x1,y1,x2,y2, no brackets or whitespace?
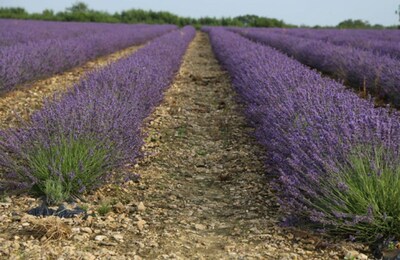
1,0,398,26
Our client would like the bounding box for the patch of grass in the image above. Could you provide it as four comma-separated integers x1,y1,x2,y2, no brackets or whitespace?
312,145,400,242
388,241,396,250
27,134,112,205
0,192,9,203
110,197,119,205
97,201,111,216
78,204,89,211
196,149,207,156
144,130,159,143
175,125,187,138
15,248,28,260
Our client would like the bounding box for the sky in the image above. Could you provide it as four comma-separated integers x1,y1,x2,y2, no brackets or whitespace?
0,0,399,26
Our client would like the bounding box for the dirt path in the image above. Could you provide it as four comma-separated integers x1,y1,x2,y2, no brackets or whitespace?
0,43,143,128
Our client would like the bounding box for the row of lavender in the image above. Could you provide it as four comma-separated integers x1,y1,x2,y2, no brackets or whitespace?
0,23,176,94
0,26,195,203
0,19,149,47
230,27,400,106
267,28,400,60
206,27,400,241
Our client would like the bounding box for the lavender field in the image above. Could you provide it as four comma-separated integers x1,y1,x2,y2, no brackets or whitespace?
230,27,400,106
0,19,176,93
0,19,399,259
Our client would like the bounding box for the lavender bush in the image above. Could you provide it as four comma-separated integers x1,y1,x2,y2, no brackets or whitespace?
230,27,400,106
265,28,400,60
312,145,400,242
206,27,400,242
28,134,113,204
0,19,139,47
0,26,195,203
266,28,400,43
0,22,176,93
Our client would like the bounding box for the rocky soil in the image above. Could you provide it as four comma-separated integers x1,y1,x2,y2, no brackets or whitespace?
0,32,372,259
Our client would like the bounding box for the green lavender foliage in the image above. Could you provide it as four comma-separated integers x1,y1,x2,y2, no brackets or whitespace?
311,146,400,242
27,135,112,204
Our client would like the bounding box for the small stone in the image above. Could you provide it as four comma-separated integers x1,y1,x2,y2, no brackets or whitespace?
73,235,85,242
224,245,234,251
71,227,80,233
113,202,126,213
265,244,277,252
149,241,159,248
113,234,124,242
86,216,94,225
137,202,146,212
106,216,115,222
12,241,20,250
81,227,93,234
0,202,11,208
78,252,96,260
21,214,36,222
99,241,118,246
94,235,108,242
304,244,315,250
194,224,206,230
137,219,146,231
129,206,137,213
357,253,368,260
345,250,359,259
126,180,135,186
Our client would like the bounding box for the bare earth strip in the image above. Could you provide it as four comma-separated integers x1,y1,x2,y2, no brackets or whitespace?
0,44,143,128
0,32,369,259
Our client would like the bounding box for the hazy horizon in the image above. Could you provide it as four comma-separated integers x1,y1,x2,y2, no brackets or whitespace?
1,0,398,26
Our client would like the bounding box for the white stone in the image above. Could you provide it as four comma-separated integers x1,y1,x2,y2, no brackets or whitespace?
137,202,146,212
94,235,107,242
112,234,124,242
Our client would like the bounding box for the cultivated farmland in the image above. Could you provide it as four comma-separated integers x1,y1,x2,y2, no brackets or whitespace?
0,20,399,259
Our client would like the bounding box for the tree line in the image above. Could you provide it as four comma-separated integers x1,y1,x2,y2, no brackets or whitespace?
0,2,394,29
0,3,289,28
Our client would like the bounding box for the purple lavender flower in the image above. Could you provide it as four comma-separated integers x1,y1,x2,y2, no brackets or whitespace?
0,20,177,93
229,27,400,106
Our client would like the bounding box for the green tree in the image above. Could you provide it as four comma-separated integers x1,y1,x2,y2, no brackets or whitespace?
0,7,28,18
66,2,89,13
337,19,371,29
